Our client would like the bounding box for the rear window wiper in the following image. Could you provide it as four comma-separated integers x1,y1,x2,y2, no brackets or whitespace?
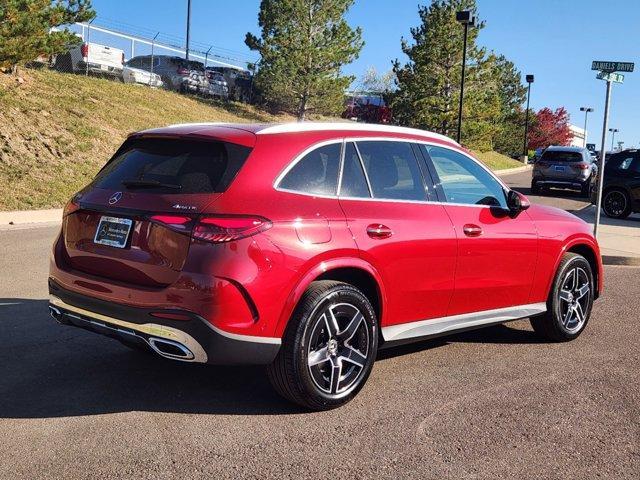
121,179,182,190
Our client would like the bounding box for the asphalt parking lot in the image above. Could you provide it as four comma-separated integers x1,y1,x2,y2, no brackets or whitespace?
1,222,639,479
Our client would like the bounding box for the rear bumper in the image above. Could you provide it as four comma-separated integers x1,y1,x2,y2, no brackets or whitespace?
48,279,280,365
532,178,587,189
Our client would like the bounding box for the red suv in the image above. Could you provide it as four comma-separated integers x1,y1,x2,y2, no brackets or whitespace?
49,122,603,410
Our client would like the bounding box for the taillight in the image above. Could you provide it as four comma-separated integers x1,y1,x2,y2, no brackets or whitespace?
177,67,189,75
63,197,81,217
149,215,194,234
81,43,88,58
537,161,548,167
192,216,272,243
577,164,590,170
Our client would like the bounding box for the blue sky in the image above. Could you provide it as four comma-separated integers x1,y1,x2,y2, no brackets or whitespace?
87,0,639,148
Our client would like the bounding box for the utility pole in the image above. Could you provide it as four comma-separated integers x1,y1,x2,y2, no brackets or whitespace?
185,0,192,61
579,107,593,148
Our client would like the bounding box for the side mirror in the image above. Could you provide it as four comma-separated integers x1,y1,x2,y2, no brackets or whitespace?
507,190,530,213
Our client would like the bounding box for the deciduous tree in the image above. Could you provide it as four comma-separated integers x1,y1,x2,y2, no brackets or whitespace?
0,0,95,72
528,107,572,149
246,0,363,120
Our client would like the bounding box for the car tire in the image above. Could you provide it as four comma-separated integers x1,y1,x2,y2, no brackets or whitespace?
602,189,632,219
267,280,378,410
530,252,594,342
580,178,591,197
531,181,540,195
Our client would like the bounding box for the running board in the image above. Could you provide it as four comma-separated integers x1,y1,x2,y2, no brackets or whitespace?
381,303,547,342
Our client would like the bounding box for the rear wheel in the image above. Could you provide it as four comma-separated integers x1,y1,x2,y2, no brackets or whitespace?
531,180,540,195
531,253,593,342
580,178,591,197
267,281,378,410
603,189,631,219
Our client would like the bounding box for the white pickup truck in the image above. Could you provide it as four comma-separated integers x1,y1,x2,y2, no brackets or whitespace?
55,42,124,77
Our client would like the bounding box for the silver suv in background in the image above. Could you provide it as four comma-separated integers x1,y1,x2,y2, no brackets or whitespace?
127,55,210,95
531,146,597,197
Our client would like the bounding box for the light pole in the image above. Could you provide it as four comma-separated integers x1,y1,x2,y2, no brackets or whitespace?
185,0,192,61
455,10,476,144
579,107,593,148
609,128,619,152
522,74,534,162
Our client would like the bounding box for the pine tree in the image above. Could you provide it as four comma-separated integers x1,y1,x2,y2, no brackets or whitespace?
0,0,95,72
246,0,363,120
391,0,526,152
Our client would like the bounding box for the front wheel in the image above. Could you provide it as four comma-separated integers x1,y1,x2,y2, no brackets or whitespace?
267,280,378,410
531,252,594,342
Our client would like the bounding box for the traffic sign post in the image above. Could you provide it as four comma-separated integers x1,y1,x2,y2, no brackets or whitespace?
593,60,634,237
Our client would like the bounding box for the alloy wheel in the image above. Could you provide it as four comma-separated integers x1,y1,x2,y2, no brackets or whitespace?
558,267,591,333
604,191,627,217
307,302,370,395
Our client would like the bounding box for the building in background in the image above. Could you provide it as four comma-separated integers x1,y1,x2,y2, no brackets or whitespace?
569,124,586,148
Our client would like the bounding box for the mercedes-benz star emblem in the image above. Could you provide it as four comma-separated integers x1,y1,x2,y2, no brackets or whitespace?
108,191,123,205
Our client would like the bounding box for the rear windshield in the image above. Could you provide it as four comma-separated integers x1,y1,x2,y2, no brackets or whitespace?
92,138,251,194
541,151,583,162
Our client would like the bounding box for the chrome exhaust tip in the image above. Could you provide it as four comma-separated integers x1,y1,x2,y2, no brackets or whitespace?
49,305,63,323
148,337,195,361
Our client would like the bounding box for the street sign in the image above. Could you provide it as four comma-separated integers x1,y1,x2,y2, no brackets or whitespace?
591,61,634,73
597,71,624,83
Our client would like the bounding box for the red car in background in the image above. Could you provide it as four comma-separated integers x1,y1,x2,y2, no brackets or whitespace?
49,122,603,410
342,94,392,123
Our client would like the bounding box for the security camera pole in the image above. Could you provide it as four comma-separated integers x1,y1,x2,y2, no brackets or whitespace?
592,61,633,237
455,10,476,144
522,75,534,162
185,0,192,61
579,107,593,148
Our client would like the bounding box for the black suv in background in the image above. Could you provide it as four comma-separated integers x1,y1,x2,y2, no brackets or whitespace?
592,149,640,219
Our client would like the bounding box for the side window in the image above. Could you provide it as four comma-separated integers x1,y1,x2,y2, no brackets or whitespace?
425,146,507,207
278,143,341,196
356,141,427,201
340,143,370,198
620,157,634,170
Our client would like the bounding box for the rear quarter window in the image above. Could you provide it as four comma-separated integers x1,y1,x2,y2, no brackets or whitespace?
92,138,251,194
278,143,341,196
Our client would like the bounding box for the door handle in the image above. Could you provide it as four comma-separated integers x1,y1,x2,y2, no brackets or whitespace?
463,224,483,237
366,224,393,239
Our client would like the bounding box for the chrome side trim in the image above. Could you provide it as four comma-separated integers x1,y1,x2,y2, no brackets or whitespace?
203,322,282,345
381,302,547,342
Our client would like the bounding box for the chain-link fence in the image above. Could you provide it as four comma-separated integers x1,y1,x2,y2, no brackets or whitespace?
46,19,256,104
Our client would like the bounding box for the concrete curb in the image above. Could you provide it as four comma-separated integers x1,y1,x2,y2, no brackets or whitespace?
495,164,532,176
0,208,62,226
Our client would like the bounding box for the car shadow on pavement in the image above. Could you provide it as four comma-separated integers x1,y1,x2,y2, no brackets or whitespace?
0,299,546,419
0,299,306,418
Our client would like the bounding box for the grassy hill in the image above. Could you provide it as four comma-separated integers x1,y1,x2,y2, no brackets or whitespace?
0,68,290,210
0,68,523,211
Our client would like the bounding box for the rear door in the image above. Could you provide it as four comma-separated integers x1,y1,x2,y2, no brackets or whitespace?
338,140,456,326
421,145,538,316
63,135,252,287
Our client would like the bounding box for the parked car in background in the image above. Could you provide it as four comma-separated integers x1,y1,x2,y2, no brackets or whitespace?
54,42,124,78
127,55,210,95
342,93,392,124
122,59,163,87
591,149,640,219
206,67,253,102
531,146,597,197
204,70,229,100
48,122,602,410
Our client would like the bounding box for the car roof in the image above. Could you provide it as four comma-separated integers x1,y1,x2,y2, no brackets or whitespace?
138,122,460,147
545,146,585,153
